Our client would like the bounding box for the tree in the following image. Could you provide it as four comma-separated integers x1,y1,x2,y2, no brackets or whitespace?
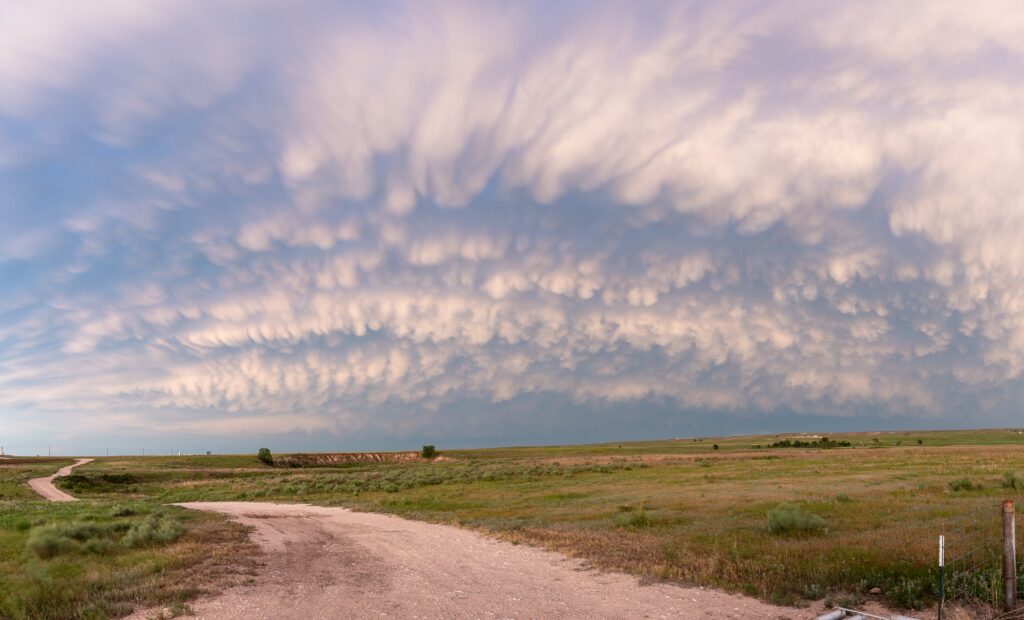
421,445,437,458
258,447,273,465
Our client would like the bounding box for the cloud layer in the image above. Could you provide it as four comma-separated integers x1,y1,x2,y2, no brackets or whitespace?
2,1,1023,451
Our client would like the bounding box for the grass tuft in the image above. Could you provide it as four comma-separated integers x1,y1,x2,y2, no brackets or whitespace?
617,506,654,529
948,477,979,492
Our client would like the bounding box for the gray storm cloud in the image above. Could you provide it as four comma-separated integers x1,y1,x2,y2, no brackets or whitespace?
1,0,1023,444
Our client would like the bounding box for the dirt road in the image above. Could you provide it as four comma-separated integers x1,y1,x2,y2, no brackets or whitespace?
27,458,93,501
139,501,817,620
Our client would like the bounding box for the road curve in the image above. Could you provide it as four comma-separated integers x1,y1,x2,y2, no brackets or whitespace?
27,458,94,501
133,501,818,620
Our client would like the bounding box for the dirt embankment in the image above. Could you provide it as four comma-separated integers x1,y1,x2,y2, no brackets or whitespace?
273,451,429,467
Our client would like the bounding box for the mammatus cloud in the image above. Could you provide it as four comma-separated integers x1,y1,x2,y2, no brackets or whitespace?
1,1,1023,450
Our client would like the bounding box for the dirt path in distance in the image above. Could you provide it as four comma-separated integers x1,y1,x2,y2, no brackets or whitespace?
27,458,93,501
131,501,824,620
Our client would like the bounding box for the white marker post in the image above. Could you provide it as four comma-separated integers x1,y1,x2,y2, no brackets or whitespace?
938,535,945,620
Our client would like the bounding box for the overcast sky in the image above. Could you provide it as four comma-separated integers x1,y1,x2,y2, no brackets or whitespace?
2,1,1023,455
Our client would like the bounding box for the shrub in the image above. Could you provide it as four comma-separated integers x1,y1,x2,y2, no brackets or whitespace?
767,503,827,535
835,493,853,503
1002,471,1024,490
122,513,186,548
949,478,979,492
421,445,437,458
26,522,114,559
27,526,82,559
712,444,719,450
257,448,273,465
59,473,137,492
917,439,923,445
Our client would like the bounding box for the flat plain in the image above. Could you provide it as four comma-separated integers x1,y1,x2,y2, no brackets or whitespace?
4,428,1024,618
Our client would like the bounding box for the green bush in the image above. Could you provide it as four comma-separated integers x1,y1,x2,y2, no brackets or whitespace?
421,445,437,458
26,522,114,559
1002,471,1023,490
257,448,273,466
766,503,827,535
122,513,186,548
58,473,137,492
948,478,979,492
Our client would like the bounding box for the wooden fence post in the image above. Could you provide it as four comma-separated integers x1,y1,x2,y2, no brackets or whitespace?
1003,499,1017,611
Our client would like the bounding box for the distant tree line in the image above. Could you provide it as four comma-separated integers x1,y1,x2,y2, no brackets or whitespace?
758,437,852,449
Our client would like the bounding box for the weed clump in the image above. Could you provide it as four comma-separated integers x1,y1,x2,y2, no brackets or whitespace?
122,513,186,548
1002,471,1024,490
617,506,654,529
767,503,827,535
948,478,979,492
888,575,931,610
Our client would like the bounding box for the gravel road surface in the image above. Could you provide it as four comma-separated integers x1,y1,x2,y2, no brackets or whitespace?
134,501,817,620
27,458,93,502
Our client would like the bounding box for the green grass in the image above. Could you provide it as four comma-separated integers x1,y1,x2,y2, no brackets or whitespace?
0,460,257,619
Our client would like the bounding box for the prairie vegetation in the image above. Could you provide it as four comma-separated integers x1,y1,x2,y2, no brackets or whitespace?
0,461,257,619
6,428,1024,617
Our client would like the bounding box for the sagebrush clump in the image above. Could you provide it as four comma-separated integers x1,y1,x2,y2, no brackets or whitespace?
26,522,115,559
766,503,827,535
122,513,186,548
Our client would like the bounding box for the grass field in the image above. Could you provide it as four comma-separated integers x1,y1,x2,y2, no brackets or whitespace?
0,461,257,620
5,428,1024,618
